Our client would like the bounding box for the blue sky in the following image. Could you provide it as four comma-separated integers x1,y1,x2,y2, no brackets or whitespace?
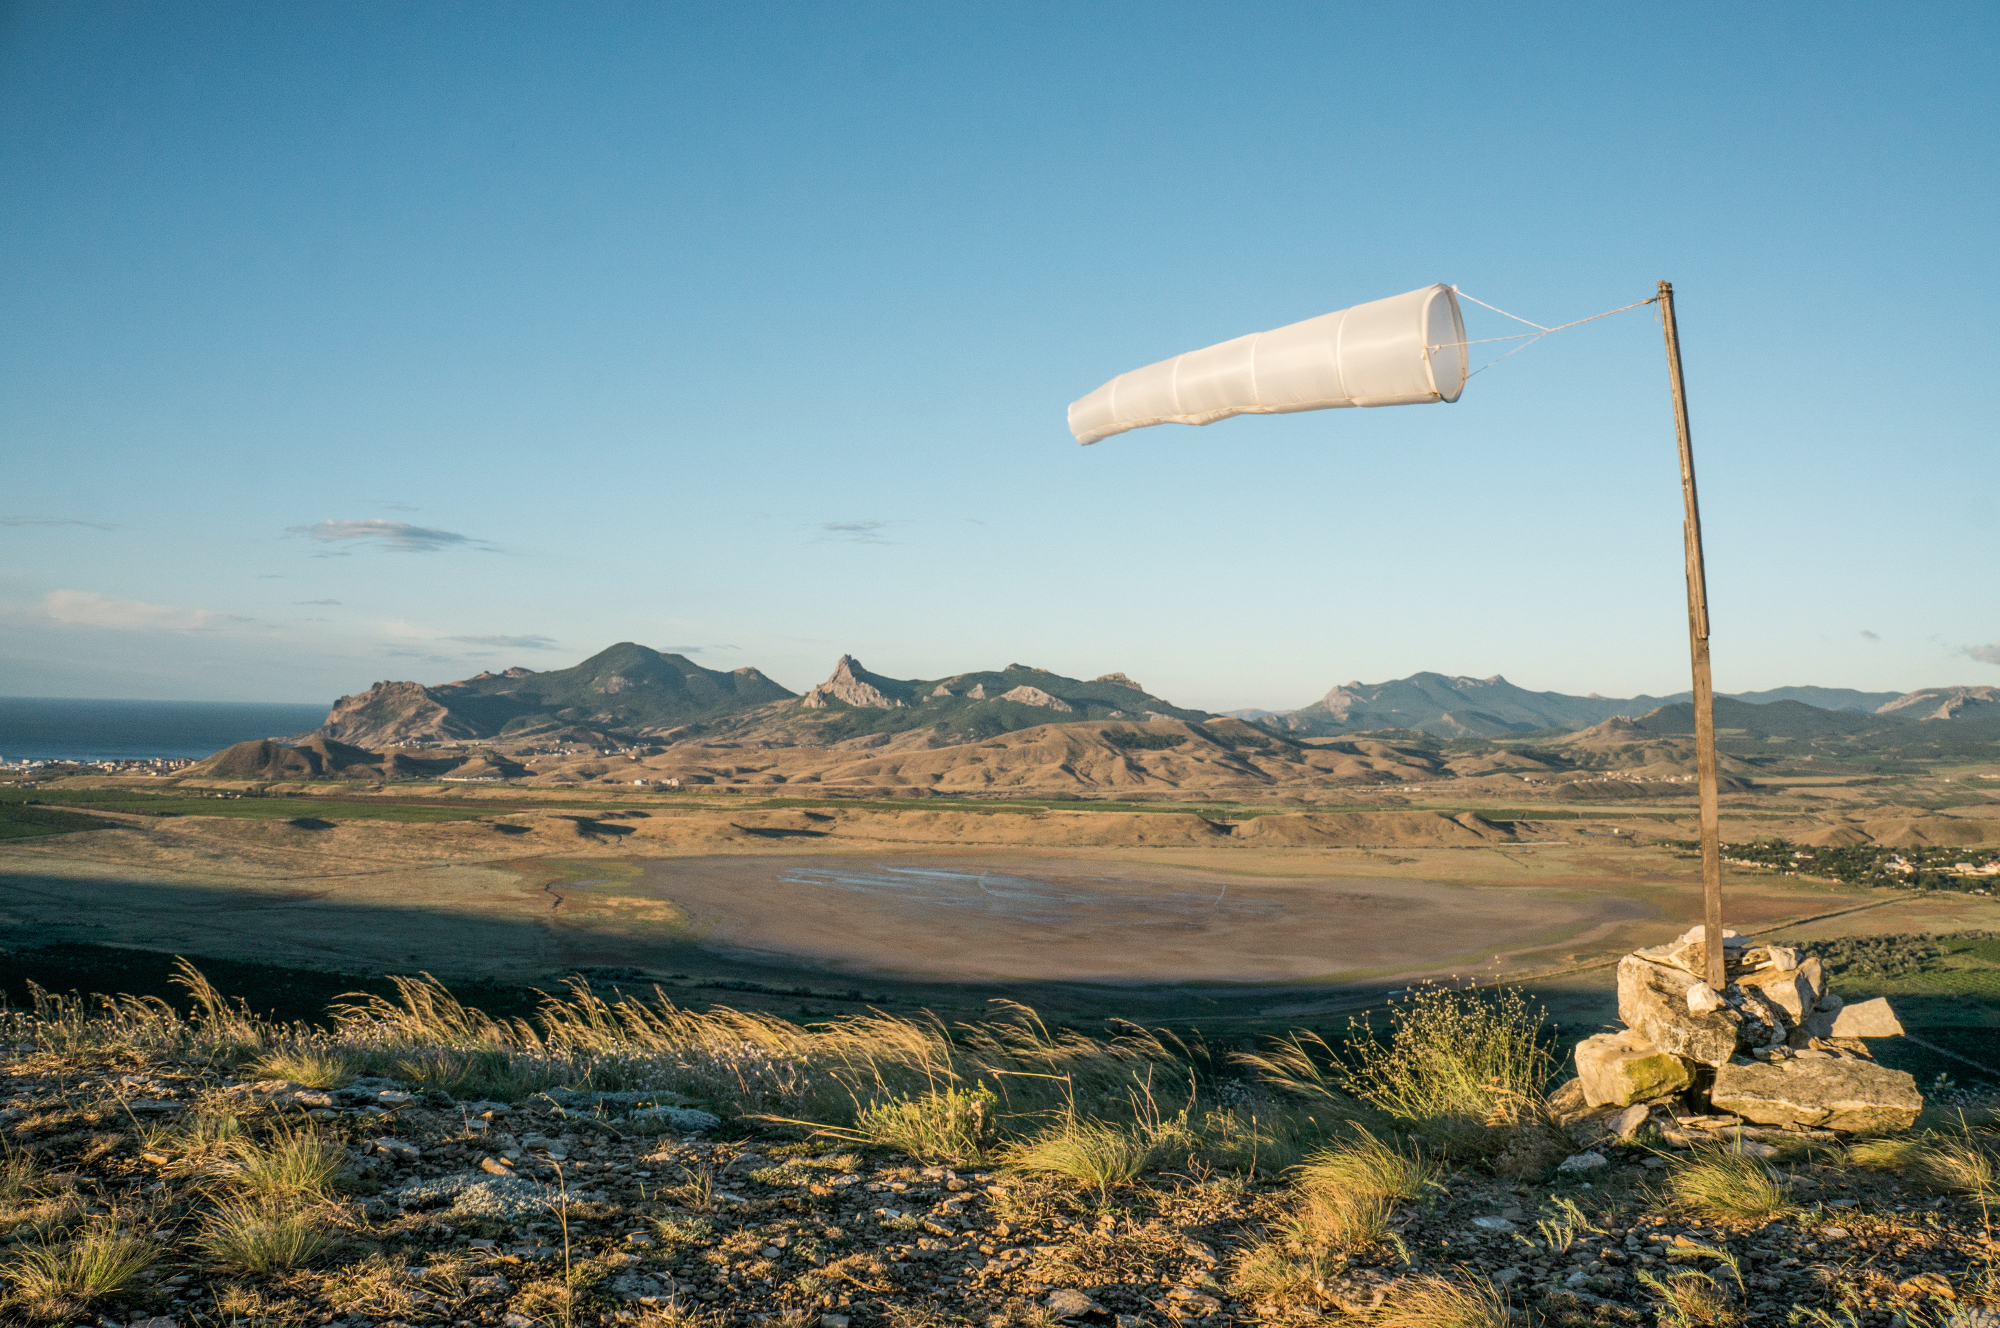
2,2,1994,709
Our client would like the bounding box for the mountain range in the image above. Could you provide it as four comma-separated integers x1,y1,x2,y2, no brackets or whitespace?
301,643,1997,750
1240,674,1915,738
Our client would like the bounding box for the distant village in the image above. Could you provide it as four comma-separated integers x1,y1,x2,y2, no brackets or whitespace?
0,756,193,778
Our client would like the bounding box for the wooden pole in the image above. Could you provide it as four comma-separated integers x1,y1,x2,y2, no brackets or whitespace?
1657,280,1726,992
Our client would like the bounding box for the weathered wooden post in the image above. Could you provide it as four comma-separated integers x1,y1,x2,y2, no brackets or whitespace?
1656,279,1726,991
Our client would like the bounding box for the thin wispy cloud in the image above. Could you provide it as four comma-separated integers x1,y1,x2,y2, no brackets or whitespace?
291,519,488,553
1860,629,1881,641
41,589,246,632
381,502,421,512
1965,642,2000,666
816,519,896,545
4,517,116,530
448,633,559,650
294,598,342,606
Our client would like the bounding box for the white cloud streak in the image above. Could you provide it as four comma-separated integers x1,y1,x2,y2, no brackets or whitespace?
42,590,236,631
448,634,560,650
291,519,482,553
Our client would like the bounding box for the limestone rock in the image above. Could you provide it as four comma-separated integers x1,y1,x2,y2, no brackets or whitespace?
1045,1288,1107,1319
994,685,1074,712
798,656,907,710
1617,954,1746,1067
1710,1057,1921,1132
1558,1151,1609,1173
1638,926,1748,978
1831,997,1905,1038
1546,1077,1590,1123
1738,967,1817,1024
1686,983,1725,1014
1575,1028,1694,1106
1611,1103,1653,1140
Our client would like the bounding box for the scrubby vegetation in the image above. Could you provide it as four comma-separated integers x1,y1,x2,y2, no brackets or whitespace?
0,965,1995,1326
1688,837,2000,892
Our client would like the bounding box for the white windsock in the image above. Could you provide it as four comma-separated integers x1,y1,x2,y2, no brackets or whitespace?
1068,284,1468,445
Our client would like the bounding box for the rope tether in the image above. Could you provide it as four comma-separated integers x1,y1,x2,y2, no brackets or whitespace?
1434,289,1660,378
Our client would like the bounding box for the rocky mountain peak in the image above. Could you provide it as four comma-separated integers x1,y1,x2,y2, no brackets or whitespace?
799,655,907,710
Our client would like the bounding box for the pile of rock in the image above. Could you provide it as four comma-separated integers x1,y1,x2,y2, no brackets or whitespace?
1559,925,1923,1140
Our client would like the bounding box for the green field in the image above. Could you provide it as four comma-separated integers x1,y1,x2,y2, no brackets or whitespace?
0,802,119,840
0,786,501,825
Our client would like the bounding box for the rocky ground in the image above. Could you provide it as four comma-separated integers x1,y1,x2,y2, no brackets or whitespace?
5,1051,1998,1328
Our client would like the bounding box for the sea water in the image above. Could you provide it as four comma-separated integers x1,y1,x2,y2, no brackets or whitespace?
0,697,329,763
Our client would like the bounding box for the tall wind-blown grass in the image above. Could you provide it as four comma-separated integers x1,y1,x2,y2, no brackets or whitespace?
1238,984,1554,1154
3,959,1200,1147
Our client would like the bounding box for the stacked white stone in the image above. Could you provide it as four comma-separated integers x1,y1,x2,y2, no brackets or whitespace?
1566,925,1921,1135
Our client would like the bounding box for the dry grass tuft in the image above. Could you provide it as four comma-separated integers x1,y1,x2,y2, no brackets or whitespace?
1296,1124,1441,1204
1667,1148,1797,1221
1231,1126,1441,1310
1239,985,1553,1154
1848,1133,1999,1200
194,1195,341,1272
1004,1112,1193,1197
247,1046,353,1089
2,1221,156,1320
1375,1272,1511,1328
0,1149,42,1203
226,1126,344,1201
1637,1266,1742,1328
852,1085,999,1163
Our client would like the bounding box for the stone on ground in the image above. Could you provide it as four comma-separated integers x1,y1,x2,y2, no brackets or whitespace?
1574,1028,1694,1106
1617,954,1746,1067
1710,1057,1922,1132
1831,996,1906,1038
1737,966,1819,1023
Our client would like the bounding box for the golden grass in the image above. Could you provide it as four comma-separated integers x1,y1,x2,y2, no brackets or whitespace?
1848,1132,1999,1200
1374,1272,1511,1328
0,1149,40,1202
1296,1125,1441,1205
226,1126,344,1201
1230,1125,1442,1310
1666,1148,1798,1221
2,1222,156,1320
1239,985,1553,1153
1005,1120,1159,1195
852,1085,999,1163
247,1046,353,1089
1636,1267,1742,1328
194,1195,341,1273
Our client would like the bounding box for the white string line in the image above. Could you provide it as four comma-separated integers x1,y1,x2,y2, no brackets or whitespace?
1429,291,1660,378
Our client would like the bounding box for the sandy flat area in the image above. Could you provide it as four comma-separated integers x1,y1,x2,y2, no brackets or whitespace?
637,854,1642,985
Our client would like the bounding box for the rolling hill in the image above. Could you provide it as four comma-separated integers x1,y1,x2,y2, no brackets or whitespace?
1258,672,1680,738
314,643,795,746
676,656,1211,746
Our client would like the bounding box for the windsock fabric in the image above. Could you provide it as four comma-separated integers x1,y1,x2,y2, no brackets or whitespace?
1068,284,1467,445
